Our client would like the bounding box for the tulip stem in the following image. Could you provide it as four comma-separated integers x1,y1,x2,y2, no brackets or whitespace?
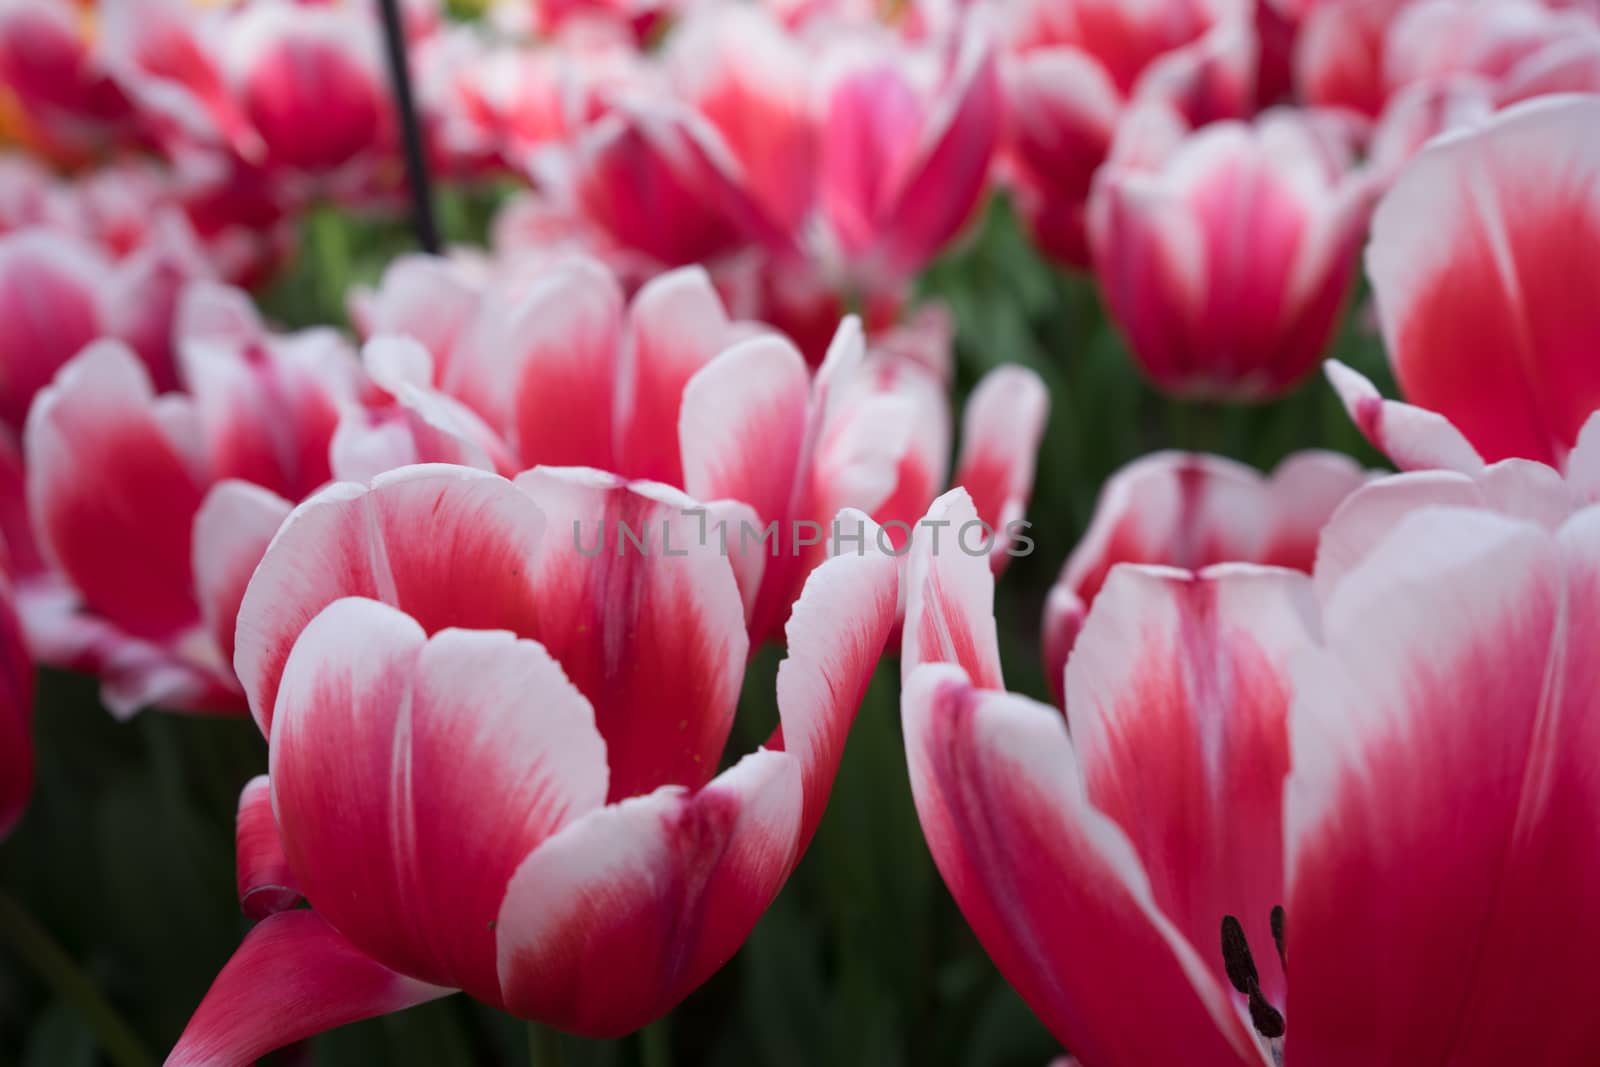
0,890,156,1067
639,1018,672,1067
527,1021,564,1067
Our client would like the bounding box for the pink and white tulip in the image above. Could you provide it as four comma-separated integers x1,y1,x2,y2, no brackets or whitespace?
167,463,899,1060
902,481,1600,1066
0,0,143,161
18,285,357,715
999,0,1257,267
1088,105,1375,398
1041,450,1367,702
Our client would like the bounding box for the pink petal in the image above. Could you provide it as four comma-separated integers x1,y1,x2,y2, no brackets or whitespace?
495,748,803,1037
0,572,32,839
0,230,108,430
193,480,292,670
239,13,385,173
573,105,753,268
24,341,207,642
177,306,354,502
1365,95,1600,466
270,597,607,999
951,365,1049,571
333,337,515,481
614,267,736,485
877,41,1004,278
1324,359,1486,473
902,489,1005,689
1003,48,1121,268
351,254,481,373
1066,564,1318,1011
456,258,622,470
772,509,899,850
669,7,817,233
512,468,748,800
679,336,812,639
165,910,452,1067
1285,504,1600,1065
820,61,928,260
902,663,1263,1067
234,465,548,733
235,774,300,919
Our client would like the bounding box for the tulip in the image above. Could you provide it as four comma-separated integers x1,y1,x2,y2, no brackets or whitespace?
999,0,1257,266
166,463,899,1062
1364,94,1600,467
19,282,359,715
0,0,142,160
568,8,1001,298
105,0,390,177
1041,450,1367,702
901,481,1600,1066
1088,104,1375,398
0,560,31,839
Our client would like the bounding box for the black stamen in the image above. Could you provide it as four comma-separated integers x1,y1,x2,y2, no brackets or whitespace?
1221,914,1288,1043
1248,993,1286,1039
1220,914,1259,995
1270,905,1286,971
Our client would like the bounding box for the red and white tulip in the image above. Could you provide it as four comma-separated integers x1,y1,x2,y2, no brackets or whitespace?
902,481,1600,1066
167,463,899,1060
1088,105,1376,398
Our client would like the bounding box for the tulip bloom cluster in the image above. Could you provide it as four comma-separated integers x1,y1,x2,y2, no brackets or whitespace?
0,0,1598,1064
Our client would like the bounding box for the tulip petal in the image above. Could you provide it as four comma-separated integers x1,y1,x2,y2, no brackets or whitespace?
25,341,207,642
952,364,1049,570
1066,564,1317,1010
901,489,1004,688
467,259,622,470
165,910,452,1067
1365,95,1600,466
1285,505,1600,1065
773,509,898,850
902,664,1264,1067
1325,360,1485,473
193,480,291,670
235,465,548,733
177,309,353,502
878,43,1003,277
0,230,107,430
680,334,811,529
235,774,300,919
614,267,736,486
512,468,748,800
496,748,802,1038
271,598,607,998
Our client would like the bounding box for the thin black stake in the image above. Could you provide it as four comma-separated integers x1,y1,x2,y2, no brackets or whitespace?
376,0,441,254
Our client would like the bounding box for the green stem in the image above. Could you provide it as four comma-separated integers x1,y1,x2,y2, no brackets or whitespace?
527,1021,564,1067
0,891,156,1067
307,203,352,326
639,1018,672,1067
